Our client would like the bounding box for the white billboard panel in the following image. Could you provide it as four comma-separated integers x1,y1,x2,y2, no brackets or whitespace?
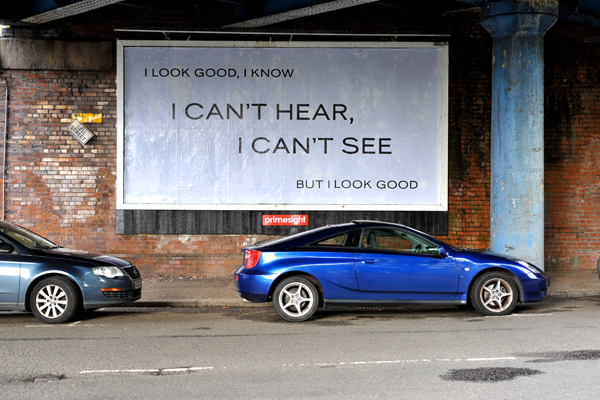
117,41,448,210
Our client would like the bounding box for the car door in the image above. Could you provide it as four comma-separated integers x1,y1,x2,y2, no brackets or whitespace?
355,228,459,301
0,240,21,307
303,228,362,299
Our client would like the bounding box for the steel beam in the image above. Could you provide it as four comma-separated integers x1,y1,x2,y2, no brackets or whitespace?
21,0,124,24
224,0,379,28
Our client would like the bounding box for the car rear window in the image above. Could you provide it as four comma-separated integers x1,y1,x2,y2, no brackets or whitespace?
309,229,362,248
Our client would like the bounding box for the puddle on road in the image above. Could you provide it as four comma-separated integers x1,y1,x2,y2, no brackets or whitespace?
520,350,600,363
441,367,543,383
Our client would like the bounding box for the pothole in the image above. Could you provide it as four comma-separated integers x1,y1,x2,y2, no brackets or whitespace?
440,367,543,382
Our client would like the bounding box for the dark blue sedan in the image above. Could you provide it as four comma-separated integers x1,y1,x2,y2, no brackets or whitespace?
0,221,141,324
235,220,549,322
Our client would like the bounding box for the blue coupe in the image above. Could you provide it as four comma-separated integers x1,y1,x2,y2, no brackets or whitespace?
235,220,549,321
0,221,142,324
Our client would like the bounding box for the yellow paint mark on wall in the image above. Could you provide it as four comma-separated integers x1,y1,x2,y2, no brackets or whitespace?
72,113,102,123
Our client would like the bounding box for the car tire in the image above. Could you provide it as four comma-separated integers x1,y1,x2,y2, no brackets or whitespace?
30,277,81,324
273,277,319,322
470,272,518,316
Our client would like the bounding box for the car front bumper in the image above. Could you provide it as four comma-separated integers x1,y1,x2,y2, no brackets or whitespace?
82,277,143,309
519,274,549,303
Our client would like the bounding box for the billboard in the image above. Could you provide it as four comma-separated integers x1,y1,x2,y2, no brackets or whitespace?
117,41,448,211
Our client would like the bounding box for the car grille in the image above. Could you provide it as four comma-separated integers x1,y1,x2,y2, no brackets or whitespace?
103,288,142,299
122,265,141,279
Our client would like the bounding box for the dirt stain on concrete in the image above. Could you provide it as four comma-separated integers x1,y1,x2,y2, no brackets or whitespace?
441,367,543,382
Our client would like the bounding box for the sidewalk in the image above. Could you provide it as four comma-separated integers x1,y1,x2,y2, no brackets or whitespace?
131,270,600,308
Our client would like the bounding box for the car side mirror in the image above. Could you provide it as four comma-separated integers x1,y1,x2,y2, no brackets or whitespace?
438,246,448,258
0,242,15,253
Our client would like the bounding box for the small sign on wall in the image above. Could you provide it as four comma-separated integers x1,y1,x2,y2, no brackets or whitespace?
263,215,309,226
66,120,94,145
72,113,102,123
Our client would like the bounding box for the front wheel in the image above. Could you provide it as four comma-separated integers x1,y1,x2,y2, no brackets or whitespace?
30,277,81,324
273,277,319,322
470,272,518,316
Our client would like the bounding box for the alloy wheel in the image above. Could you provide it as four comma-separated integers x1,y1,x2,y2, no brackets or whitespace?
479,278,514,313
35,284,69,319
278,282,314,318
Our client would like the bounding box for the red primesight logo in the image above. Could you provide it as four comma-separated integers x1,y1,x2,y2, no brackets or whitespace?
262,215,308,226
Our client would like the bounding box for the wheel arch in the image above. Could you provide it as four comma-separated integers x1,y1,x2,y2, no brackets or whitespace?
24,273,83,312
268,271,324,307
466,267,524,305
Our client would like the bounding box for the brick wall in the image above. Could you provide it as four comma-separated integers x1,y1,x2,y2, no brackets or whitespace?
444,14,492,250
544,27,600,271
0,68,274,278
0,8,598,275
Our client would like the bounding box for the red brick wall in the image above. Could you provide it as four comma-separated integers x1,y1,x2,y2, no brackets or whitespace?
1,10,598,275
0,69,274,278
444,14,492,250
544,26,600,271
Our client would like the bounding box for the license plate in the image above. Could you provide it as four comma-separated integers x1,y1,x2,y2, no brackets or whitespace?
134,280,142,289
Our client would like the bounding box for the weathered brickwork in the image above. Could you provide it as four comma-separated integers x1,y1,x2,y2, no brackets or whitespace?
0,9,598,276
544,29,600,271
0,69,273,277
444,14,492,249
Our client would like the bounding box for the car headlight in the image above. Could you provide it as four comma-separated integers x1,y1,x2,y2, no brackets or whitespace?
514,260,544,275
93,266,124,279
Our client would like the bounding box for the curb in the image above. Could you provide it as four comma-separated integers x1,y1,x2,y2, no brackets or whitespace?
121,300,272,308
120,293,600,308
547,292,600,298
110,288,600,308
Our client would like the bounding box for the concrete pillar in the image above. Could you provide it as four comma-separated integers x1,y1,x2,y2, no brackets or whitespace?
480,0,558,270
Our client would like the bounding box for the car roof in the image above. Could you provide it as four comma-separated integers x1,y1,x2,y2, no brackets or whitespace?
249,220,418,250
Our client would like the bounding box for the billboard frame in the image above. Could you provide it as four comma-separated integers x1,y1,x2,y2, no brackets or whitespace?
116,40,449,212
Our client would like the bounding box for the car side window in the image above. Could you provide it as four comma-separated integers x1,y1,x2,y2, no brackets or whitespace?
310,229,362,248
0,238,17,254
361,228,438,255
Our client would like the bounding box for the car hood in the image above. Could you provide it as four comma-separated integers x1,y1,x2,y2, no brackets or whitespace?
466,249,523,260
33,247,131,267
467,249,502,256
460,248,541,267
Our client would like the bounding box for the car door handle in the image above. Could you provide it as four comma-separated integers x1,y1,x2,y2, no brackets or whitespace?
360,260,376,264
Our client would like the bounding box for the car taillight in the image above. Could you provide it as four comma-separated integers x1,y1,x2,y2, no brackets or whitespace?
244,250,261,269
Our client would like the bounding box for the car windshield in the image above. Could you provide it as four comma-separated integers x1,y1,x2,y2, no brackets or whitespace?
407,227,462,251
0,222,58,249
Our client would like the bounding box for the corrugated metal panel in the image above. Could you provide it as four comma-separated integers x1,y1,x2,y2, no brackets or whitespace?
115,210,448,236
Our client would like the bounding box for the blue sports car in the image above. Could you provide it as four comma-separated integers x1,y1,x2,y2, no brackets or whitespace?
235,220,549,322
0,221,142,324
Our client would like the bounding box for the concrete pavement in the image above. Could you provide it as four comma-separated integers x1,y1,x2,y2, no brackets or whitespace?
131,270,600,308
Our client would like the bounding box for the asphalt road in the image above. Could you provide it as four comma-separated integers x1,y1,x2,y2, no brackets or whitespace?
1,297,600,399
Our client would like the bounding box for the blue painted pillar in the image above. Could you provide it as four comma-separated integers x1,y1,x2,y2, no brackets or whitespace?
480,0,558,270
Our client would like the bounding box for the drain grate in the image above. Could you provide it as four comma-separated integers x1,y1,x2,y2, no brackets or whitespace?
34,374,64,382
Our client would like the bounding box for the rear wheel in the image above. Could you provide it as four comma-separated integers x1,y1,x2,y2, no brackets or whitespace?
470,272,518,316
30,277,81,324
273,277,319,322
